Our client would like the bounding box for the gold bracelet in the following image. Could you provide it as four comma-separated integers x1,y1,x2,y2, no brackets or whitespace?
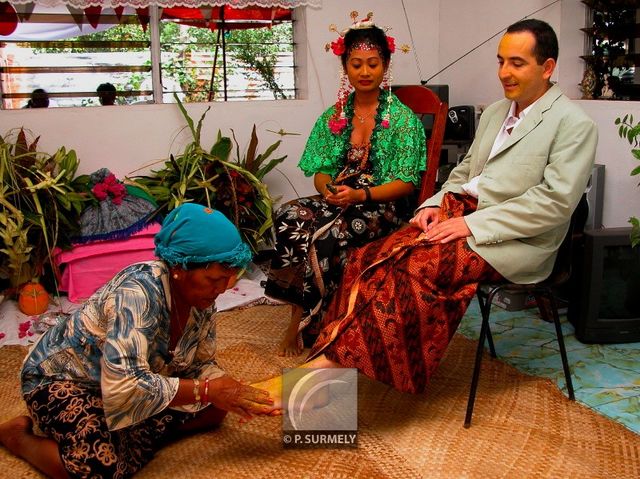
193,378,201,407
203,378,210,406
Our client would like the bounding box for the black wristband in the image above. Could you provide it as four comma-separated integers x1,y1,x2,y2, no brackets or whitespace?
363,186,372,203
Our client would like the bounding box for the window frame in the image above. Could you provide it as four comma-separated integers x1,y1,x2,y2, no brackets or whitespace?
0,4,297,109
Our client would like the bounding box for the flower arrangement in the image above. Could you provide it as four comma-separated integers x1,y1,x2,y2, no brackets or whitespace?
91,173,127,205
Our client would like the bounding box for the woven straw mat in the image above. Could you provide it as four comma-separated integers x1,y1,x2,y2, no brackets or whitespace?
0,304,638,478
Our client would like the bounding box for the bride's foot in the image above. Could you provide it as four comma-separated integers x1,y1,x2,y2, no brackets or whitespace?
277,331,303,357
277,305,304,357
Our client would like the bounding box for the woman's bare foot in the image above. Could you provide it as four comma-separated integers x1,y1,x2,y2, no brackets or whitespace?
277,305,304,357
0,416,69,478
0,416,33,456
277,330,303,357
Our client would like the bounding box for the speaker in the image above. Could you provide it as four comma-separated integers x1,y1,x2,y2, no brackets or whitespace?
444,105,475,142
584,164,605,230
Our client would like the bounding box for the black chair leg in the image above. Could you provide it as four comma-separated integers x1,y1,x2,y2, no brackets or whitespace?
485,322,497,358
465,290,498,428
476,291,497,358
547,292,575,400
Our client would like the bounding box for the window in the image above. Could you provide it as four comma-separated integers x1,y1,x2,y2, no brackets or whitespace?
0,4,295,109
582,0,640,100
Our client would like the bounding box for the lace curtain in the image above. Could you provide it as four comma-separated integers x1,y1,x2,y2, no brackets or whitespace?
8,0,320,9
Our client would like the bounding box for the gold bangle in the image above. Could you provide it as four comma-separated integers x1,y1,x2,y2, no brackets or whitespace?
203,378,210,406
193,378,201,407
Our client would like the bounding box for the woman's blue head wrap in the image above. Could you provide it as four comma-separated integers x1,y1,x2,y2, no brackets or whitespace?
154,203,252,269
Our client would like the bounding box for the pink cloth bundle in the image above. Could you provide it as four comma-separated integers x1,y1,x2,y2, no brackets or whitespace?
53,223,160,303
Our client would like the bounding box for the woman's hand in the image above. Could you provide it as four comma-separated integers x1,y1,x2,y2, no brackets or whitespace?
325,184,364,207
208,376,275,421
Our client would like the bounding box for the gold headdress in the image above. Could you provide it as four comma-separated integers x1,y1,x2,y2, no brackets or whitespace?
325,11,410,135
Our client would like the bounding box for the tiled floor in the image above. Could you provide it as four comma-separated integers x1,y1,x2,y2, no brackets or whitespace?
458,298,640,435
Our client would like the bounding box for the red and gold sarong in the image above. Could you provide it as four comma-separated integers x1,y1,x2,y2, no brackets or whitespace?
308,193,502,393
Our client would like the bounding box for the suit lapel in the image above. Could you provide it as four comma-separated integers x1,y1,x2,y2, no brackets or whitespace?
473,101,510,176
491,84,563,159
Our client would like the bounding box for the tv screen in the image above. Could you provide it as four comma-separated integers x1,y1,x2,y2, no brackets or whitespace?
569,227,640,343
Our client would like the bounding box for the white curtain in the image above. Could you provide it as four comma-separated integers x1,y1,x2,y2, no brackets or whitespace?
8,0,320,8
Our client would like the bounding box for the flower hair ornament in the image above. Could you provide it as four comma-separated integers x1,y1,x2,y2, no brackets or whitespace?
325,11,410,135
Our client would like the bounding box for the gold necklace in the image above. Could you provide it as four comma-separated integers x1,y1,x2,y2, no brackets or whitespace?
354,100,378,124
354,110,376,124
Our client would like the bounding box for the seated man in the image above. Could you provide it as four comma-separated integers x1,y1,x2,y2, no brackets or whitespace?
255,18,598,406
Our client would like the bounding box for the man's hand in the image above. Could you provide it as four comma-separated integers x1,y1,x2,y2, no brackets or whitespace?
207,376,275,421
410,207,440,232
421,216,472,243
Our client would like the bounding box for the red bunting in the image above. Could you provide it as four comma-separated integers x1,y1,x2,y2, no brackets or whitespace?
136,7,149,33
161,6,291,31
84,6,102,29
0,3,18,36
113,6,125,22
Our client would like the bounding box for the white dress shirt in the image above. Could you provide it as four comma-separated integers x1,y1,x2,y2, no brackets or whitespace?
461,100,536,198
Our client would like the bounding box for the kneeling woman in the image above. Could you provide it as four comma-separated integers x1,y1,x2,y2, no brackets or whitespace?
0,204,274,479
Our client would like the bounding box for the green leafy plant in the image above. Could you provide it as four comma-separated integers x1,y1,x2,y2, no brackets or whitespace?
131,95,291,253
0,129,89,289
614,114,640,247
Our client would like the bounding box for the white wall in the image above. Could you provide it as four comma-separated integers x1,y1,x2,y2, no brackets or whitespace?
0,0,438,205
579,100,640,228
0,0,637,227
436,0,638,228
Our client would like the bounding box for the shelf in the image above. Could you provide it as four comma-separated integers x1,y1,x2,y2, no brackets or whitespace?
582,0,640,10
582,23,640,40
581,53,640,66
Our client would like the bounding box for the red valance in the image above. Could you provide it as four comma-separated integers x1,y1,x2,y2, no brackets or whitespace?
8,0,319,7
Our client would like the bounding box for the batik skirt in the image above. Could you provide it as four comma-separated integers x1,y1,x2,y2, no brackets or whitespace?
25,380,198,479
264,193,408,338
308,193,503,393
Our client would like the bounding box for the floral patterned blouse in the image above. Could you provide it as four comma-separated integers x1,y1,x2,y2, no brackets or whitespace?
299,89,427,186
21,260,225,431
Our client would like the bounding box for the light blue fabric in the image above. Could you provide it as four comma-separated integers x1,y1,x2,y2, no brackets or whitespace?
154,203,252,269
21,261,225,431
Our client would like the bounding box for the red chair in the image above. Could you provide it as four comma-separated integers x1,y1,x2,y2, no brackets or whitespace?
394,85,448,203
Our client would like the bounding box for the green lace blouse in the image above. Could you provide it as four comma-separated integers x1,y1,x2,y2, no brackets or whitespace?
298,89,427,186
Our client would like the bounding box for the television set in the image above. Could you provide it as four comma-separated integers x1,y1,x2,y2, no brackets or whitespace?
568,227,640,343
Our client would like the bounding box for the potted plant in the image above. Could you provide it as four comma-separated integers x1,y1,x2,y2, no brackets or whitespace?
0,128,88,300
614,114,640,247
131,96,293,253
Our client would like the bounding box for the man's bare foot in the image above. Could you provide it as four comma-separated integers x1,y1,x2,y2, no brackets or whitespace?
252,376,283,410
0,416,34,456
253,357,341,414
